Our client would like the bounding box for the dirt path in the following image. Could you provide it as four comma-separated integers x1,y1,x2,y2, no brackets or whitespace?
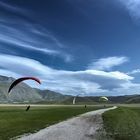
17,106,117,140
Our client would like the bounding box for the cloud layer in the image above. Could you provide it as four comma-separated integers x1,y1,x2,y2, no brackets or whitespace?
0,1,140,96
0,54,137,96
127,69,140,74
0,1,73,63
88,56,128,70
119,0,140,20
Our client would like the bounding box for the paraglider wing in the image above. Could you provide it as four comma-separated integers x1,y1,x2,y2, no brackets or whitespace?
99,96,108,102
73,97,76,105
8,77,41,94
72,94,80,105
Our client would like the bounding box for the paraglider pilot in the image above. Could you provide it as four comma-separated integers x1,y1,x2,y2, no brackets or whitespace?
26,105,30,111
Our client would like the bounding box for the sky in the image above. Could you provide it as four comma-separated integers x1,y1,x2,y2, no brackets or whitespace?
1,0,140,96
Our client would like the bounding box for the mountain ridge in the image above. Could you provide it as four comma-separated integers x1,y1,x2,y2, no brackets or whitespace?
0,75,139,104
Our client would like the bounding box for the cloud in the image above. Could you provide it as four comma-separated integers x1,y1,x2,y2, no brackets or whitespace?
88,56,128,70
0,1,27,15
0,54,136,96
0,20,73,62
0,33,59,55
127,69,140,74
119,0,140,20
110,81,140,96
0,1,65,50
0,1,74,64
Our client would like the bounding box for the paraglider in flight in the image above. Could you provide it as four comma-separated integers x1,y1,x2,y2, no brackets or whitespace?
99,96,109,108
72,94,80,105
72,96,76,105
99,96,109,102
8,77,41,94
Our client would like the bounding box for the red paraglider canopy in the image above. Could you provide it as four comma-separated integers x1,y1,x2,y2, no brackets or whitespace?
8,77,41,94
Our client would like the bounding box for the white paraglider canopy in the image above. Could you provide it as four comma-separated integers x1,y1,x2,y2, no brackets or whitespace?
99,96,109,102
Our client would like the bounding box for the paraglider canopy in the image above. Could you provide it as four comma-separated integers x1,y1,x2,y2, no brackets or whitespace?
8,77,41,94
99,96,108,102
72,94,81,105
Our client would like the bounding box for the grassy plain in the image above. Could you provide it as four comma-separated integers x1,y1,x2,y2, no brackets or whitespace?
103,106,140,140
0,105,104,140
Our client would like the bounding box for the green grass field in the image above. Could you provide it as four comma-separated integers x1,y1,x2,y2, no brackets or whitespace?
0,105,104,140
103,106,140,140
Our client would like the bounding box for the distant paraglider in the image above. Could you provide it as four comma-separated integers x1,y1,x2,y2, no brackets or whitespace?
72,94,80,105
8,77,41,94
99,96,108,102
99,96,109,107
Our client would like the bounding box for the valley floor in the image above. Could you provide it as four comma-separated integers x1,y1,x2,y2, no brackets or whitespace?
18,106,116,140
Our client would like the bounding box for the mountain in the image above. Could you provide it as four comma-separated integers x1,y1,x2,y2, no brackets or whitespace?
62,96,99,104
61,95,140,104
107,95,140,103
125,95,140,103
0,75,140,104
36,89,71,103
0,75,42,103
0,75,70,103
